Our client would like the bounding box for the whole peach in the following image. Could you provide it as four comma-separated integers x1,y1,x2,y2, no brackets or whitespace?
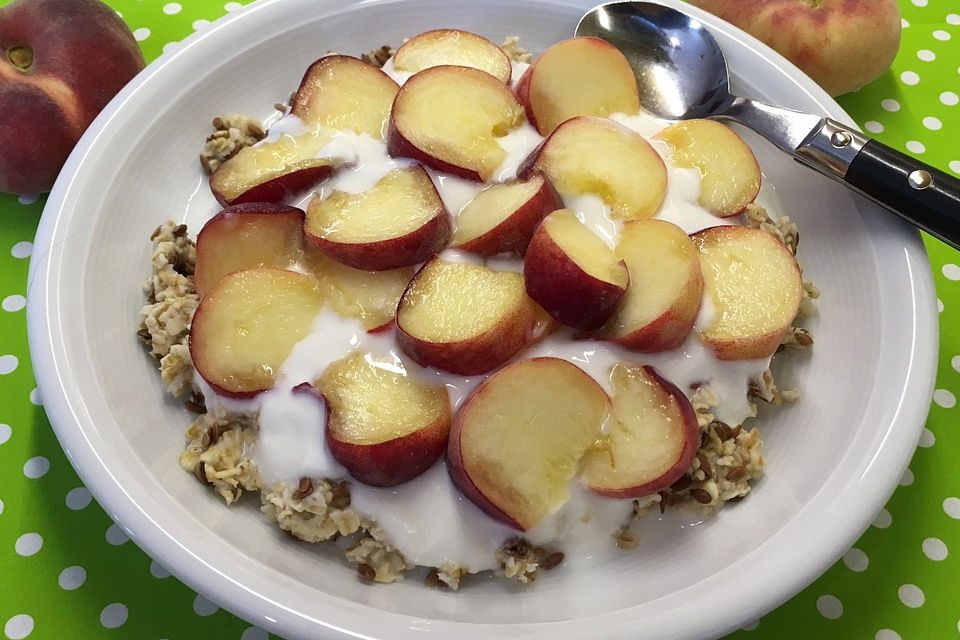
0,0,145,194
687,0,901,96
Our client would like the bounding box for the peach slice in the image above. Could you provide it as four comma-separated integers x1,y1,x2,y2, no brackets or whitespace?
320,351,451,487
524,209,628,330
190,268,324,398
304,249,413,332
692,226,803,360
387,65,525,181
392,29,512,84
451,173,562,255
396,259,539,375
518,116,667,220
291,55,399,140
448,357,610,530
655,119,761,217
194,203,305,296
304,166,450,271
208,127,345,206
596,219,703,351
514,37,640,136
581,364,700,498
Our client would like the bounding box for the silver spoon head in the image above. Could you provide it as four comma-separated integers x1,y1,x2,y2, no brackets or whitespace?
576,1,734,120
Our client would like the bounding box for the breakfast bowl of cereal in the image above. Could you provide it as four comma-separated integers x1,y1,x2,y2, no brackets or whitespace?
27,0,936,639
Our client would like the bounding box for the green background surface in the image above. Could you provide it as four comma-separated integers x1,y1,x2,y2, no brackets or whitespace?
1,1,958,638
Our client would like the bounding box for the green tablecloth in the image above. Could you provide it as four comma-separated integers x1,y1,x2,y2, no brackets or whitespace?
1,1,957,638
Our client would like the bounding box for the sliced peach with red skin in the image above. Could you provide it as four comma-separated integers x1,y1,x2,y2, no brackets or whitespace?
596,219,703,351
194,203,305,296
448,357,610,530
396,259,539,375
387,65,525,181
208,127,345,206
319,351,451,487
291,54,399,139
514,37,640,136
524,209,628,330
304,165,450,271
303,249,414,332
655,119,761,217
692,225,803,360
190,268,324,398
581,364,700,498
518,116,667,220
392,29,512,83
451,173,562,255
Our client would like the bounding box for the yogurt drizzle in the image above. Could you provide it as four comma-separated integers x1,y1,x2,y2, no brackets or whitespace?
194,56,774,571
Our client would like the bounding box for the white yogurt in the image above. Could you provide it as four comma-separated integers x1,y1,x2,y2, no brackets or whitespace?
191,60,782,571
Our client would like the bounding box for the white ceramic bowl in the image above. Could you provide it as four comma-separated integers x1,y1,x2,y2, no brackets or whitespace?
27,1,937,639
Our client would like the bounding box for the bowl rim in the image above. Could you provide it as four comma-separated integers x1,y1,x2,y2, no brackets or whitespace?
27,1,937,639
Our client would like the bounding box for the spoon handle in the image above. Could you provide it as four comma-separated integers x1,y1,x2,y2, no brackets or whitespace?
794,118,960,250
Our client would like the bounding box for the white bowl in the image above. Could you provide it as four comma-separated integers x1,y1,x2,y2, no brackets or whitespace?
27,1,937,639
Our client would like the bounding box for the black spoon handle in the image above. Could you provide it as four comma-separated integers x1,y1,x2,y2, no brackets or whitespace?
796,118,960,250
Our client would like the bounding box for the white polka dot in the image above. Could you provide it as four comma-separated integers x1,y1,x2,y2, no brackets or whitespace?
921,537,947,561
952,355,960,373
816,594,843,619
875,630,902,640
17,194,39,205
2,294,26,312
864,121,884,133
906,140,926,154
0,423,10,445
193,19,210,29
741,620,759,631
4,614,34,639
917,49,936,61
945,497,960,519
150,560,171,579
933,388,956,408
933,29,951,41
0,498,4,515
918,427,935,447
0,354,19,374
911,0,927,6
225,2,243,11
897,584,924,608
881,98,900,112
941,91,959,106
900,71,919,85
65,487,92,510
100,603,128,629
23,456,49,479
241,628,269,640
163,2,182,14
943,263,960,280
923,116,942,130
133,27,151,41
937,298,944,313
58,565,87,590
900,468,914,486
15,532,42,556
28,387,41,406
873,507,892,528
11,241,32,258
842,547,869,572
950,160,960,175
192,594,219,616
947,13,960,25
162,42,179,54
106,524,129,545
901,18,910,28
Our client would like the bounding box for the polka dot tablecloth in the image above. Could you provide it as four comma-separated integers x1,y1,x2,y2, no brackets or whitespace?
0,1,957,638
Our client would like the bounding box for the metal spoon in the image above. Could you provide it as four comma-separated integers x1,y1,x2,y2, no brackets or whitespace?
576,1,960,249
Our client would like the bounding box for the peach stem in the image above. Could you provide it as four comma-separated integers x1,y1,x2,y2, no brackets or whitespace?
6,45,33,71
